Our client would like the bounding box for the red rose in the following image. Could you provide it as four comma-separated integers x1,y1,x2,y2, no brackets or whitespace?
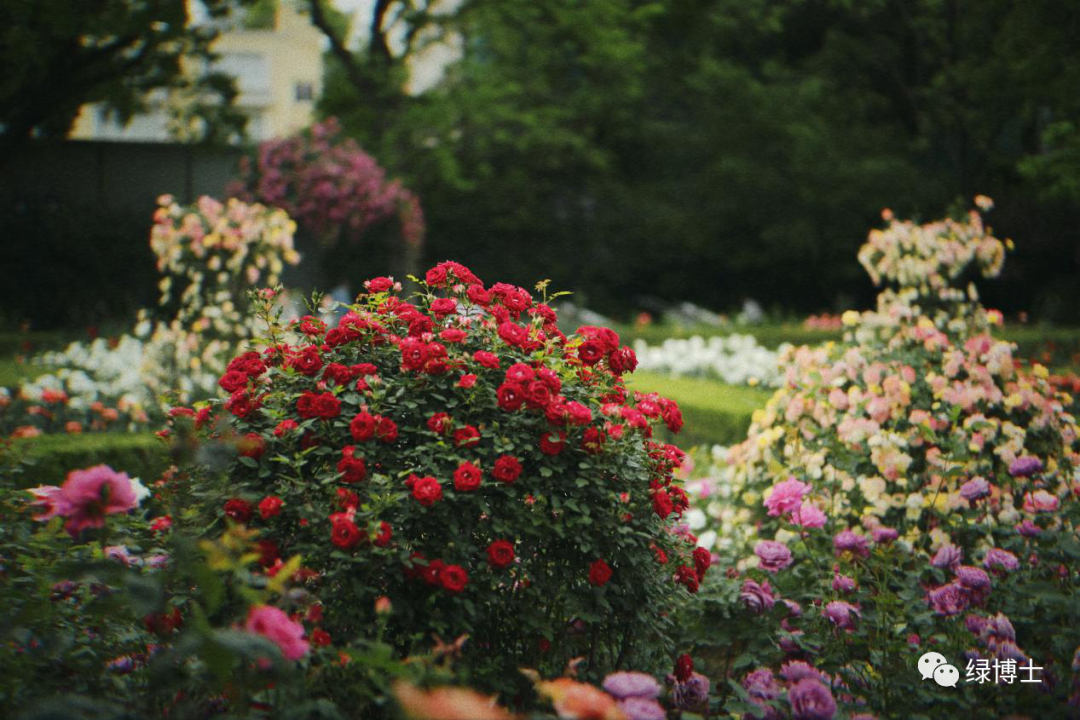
224,498,253,523
374,520,392,547
365,276,394,293
487,540,515,569
195,406,213,429
350,411,378,441
322,363,354,386
497,382,525,411
411,476,443,506
473,350,500,369
419,558,445,586
400,337,429,371
259,495,284,520
440,328,466,343
330,513,363,549
458,373,478,388
425,264,448,287
377,416,398,443
539,431,566,456
239,432,265,458
492,455,523,483
453,461,482,492
296,392,318,419
675,564,699,593
608,346,638,375
588,559,612,586
310,629,332,647
577,339,606,366
227,390,260,418
151,515,172,533
674,654,694,683
505,362,535,384
290,347,323,376
274,419,298,437
497,322,528,347
663,404,684,434
581,427,605,454
257,539,279,567
430,298,457,316
218,370,248,393
652,489,674,519
427,412,453,435
692,546,712,580
467,284,491,305
525,381,552,409
313,393,341,419
566,401,593,426
454,425,481,447
337,447,367,483
439,564,468,593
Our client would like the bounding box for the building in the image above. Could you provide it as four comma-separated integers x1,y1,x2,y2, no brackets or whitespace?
69,0,324,143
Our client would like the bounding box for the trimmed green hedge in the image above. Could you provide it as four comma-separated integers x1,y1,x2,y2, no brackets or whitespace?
627,371,771,448
13,432,169,486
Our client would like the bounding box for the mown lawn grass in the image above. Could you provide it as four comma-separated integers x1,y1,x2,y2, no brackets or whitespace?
627,371,772,448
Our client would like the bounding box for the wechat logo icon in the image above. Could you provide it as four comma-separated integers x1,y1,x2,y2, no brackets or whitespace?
918,651,959,688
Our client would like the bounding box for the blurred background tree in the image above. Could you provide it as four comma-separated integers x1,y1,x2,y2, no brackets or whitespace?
0,0,257,160
315,0,1080,320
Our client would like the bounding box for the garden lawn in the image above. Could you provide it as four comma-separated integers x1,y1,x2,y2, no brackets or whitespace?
627,371,771,447
0,357,41,388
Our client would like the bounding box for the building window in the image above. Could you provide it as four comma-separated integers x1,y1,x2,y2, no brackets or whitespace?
295,82,314,102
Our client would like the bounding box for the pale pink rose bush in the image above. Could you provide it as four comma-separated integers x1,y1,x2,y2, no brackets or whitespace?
675,201,1080,717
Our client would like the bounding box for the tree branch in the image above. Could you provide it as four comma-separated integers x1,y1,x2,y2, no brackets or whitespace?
307,0,380,98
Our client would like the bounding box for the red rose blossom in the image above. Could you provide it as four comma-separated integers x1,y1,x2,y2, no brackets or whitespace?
350,411,377,441
224,498,253,523
427,412,452,435
458,373,477,388
474,350,500,369
439,564,469,593
589,559,613,586
258,496,283,520
487,540,515,569
219,370,248,393
411,476,443,506
337,447,367,483
453,461,482,492
492,455,523,483
539,431,566,456
454,425,481,447
497,382,525,411
330,513,363,549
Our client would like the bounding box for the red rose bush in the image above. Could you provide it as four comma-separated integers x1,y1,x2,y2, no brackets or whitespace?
192,261,705,690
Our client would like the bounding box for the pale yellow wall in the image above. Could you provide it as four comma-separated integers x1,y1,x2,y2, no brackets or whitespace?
70,0,324,142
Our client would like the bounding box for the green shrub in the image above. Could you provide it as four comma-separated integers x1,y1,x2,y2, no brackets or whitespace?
14,433,168,486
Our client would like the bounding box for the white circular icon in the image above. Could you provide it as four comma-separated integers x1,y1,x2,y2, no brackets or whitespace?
933,663,960,688
918,651,948,680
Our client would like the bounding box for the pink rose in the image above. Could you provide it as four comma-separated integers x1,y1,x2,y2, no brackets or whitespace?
764,477,810,517
790,501,827,529
56,465,139,535
244,605,309,660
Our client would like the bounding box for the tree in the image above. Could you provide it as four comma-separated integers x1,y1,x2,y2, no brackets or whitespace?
0,0,254,159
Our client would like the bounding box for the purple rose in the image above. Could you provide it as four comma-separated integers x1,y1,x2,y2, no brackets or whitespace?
870,527,898,544
617,697,666,720
831,574,857,593
832,531,869,559
955,565,992,604
822,601,860,629
788,678,837,720
983,548,1020,573
740,579,776,614
743,668,780,700
780,661,828,685
927,582,969,616
1009,456,1043,478
603,671,661,700
930,544,963,569
964,614,988,636
1016,519,1041,538
672,673,710,711
959,476,991,501
755,541,793,573
982,612,1016,643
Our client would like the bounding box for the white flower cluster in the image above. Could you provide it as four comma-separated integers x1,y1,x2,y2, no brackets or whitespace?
678,445,759,556
26,336,147,413
633,334,790,387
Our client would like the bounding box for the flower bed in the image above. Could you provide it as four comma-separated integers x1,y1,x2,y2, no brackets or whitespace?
679,200,1080,717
